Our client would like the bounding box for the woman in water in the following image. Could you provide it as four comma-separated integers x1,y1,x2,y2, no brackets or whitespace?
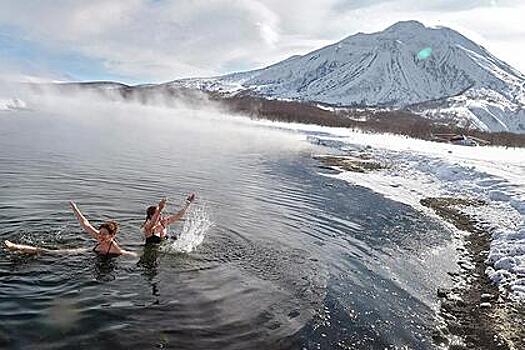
4,201,136,256
143,193,196,244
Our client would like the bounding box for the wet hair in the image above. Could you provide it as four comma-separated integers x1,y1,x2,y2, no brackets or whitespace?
142,206,157,228
98,221,119,236
146,206,157,221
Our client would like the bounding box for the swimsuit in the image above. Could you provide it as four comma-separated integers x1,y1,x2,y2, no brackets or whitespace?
144,220,168,245
93,240,115,255
145,235,163,244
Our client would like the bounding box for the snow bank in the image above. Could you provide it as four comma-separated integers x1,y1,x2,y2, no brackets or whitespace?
292,126,524,301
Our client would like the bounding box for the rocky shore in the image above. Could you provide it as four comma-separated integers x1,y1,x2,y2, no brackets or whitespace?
422,197,524,350
314,153,524,349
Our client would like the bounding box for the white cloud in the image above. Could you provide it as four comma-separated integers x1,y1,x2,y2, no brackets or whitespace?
0,0,283,80
0,0,523,81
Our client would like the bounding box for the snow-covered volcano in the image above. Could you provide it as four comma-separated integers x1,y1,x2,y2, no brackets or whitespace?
172,21,525,133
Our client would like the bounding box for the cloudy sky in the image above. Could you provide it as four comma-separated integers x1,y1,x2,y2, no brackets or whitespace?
1,0,524,83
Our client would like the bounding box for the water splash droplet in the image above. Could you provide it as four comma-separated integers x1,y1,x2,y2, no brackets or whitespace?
162,204,212,253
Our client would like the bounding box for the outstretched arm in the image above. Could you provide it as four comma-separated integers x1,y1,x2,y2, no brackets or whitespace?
164,194,195,226
69,201,99,238
5,240,88,255
120,249,138,257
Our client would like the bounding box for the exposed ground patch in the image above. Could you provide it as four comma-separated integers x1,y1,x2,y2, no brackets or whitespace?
313,155,384,173
422,197,525,350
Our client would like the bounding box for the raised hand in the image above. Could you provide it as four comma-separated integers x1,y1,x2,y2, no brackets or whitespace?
163,193,196,226
159,198,167,210
186,193,196,203
68,201,99,238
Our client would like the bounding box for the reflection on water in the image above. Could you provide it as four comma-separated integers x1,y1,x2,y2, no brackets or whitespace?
92,255,120,282
0,102,457,349
138,245,161,303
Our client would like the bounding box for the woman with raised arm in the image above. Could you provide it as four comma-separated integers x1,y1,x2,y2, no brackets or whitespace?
4,201,136,257
143,193,196,244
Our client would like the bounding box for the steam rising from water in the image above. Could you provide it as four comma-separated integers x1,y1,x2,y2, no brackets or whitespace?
0,81,308,156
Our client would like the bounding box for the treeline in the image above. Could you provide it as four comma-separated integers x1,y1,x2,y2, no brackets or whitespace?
47,82,525,147
216,95,525,148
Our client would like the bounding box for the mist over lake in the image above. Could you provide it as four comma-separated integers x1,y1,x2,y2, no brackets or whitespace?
0,93,460,349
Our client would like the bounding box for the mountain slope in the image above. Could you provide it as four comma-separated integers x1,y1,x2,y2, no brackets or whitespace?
171,21,525,133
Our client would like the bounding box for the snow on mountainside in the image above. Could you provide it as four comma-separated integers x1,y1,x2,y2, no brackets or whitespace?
171,21,525,134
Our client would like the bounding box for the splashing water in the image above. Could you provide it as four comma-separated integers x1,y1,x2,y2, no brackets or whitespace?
162,204,212,253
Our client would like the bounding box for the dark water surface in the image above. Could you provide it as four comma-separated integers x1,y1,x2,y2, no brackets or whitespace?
0,105,456,349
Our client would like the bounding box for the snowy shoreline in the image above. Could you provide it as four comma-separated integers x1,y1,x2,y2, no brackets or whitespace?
306,130,525,301
298,128,525,347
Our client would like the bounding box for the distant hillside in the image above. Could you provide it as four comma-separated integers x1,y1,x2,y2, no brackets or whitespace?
171,21,525,134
